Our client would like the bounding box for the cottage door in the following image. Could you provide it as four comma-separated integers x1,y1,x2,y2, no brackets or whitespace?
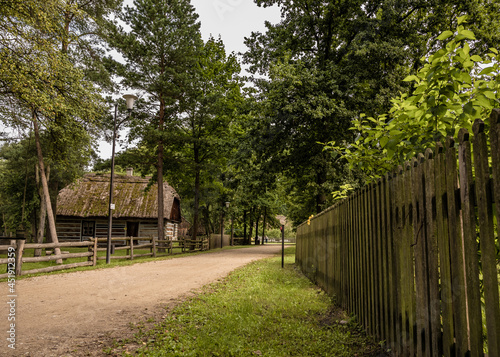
127,222,139,246
126,222,139,237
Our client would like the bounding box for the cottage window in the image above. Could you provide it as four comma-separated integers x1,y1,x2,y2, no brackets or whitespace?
82,221,95,237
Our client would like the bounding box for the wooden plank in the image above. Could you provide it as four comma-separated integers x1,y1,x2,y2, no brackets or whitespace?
434,142,454,357
404,160,416,356
445,137,468,356
354,192,362,326
392,167,404,354
376,179,385,341
385,172,396,350
23,241,94,249
92,238,97,266
458,128,484,356
367,184,376,336
348,196,355,314
21,261,93,275
133,253,154,258
423,148,440,356
362,187,370,330
15,240,24,276
412,154,431,357
472,119,500,356
22,251,93,263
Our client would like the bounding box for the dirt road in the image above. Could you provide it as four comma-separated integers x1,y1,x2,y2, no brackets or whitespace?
0,245,285,356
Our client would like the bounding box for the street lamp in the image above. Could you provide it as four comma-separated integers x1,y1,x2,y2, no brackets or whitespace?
280,216,286,268
106,94,137,264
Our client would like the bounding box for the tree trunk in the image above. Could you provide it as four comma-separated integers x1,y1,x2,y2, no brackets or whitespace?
243,210,247,245
262,207,267,245
248,207,254,245
192,145,200,243
157,102,165,252
35,164,50,257
2,212,6,236
33,111,62,263
255,209,260,245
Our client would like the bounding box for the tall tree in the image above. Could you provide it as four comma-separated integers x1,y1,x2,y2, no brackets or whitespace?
243,0,500,223
173,37,242,242
0,0,104,258
109,0,203,243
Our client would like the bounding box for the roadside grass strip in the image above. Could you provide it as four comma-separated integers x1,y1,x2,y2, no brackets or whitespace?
115,247,384,356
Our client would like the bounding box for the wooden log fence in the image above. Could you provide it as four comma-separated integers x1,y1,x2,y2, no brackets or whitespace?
296,109,500,356
0,236,210,278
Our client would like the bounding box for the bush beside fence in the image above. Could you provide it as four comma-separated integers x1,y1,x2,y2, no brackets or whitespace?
296,110,500,356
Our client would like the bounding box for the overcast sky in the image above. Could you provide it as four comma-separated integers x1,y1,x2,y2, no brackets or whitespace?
98,0,282,159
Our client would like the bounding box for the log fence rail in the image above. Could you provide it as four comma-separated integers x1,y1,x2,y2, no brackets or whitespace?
0,236,209,279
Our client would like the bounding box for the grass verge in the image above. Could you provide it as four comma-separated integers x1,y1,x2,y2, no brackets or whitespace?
111,247,385,356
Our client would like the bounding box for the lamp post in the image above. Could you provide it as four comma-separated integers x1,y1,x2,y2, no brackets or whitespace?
280,216,286,268
106,94,137,264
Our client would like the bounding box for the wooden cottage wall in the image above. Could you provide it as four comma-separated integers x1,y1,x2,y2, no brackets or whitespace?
56,218,81,240
95,220,126,238
138,222,157,237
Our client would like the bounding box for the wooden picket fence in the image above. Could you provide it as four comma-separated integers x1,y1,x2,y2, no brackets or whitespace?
296,109,500,356
0,236,209,278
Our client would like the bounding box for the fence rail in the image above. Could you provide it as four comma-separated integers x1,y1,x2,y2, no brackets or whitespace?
296,109,500,356
0,236,210,278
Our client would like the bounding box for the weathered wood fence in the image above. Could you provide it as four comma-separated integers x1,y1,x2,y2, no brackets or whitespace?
0,236,209,278
296,110,500,356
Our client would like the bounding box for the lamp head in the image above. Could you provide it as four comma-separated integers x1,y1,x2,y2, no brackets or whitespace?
123,94,138,111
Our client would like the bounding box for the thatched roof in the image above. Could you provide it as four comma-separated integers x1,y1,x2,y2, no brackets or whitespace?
57,173,180,220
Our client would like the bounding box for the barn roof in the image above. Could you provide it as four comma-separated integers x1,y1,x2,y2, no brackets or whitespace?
56,173,180,220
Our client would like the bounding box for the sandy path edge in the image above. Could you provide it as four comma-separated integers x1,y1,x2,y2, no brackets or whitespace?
0,245,286,356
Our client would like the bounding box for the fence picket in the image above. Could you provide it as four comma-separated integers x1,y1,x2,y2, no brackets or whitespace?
424,149,440,357
445,137,469,356
472,119,500,356
434,142,454,357
458,128,484,356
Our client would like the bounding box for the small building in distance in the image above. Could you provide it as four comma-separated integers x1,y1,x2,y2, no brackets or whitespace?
55,171,181,241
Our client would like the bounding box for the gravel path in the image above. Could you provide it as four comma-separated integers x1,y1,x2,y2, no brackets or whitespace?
0,245,285,356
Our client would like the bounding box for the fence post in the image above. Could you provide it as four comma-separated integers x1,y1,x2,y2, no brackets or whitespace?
93,238,98,266
152,236,157,258
130,237,134,260
15,239,24,276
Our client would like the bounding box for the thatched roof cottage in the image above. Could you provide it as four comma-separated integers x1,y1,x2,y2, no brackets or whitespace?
56,171,181,241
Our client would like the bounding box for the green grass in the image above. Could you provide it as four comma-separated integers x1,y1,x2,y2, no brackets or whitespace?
113,247,384,357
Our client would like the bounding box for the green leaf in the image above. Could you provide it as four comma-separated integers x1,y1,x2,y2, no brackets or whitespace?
459,72,472,84
483,90,497,100
490,48,499,54
457,15,469,25
479,66,496,76
403,75,418,82
464,102,473,114
470,55,483,62
437,31,454,41
458,30,476,40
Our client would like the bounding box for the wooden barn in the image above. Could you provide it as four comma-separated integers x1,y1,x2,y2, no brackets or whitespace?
55,172,181,241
